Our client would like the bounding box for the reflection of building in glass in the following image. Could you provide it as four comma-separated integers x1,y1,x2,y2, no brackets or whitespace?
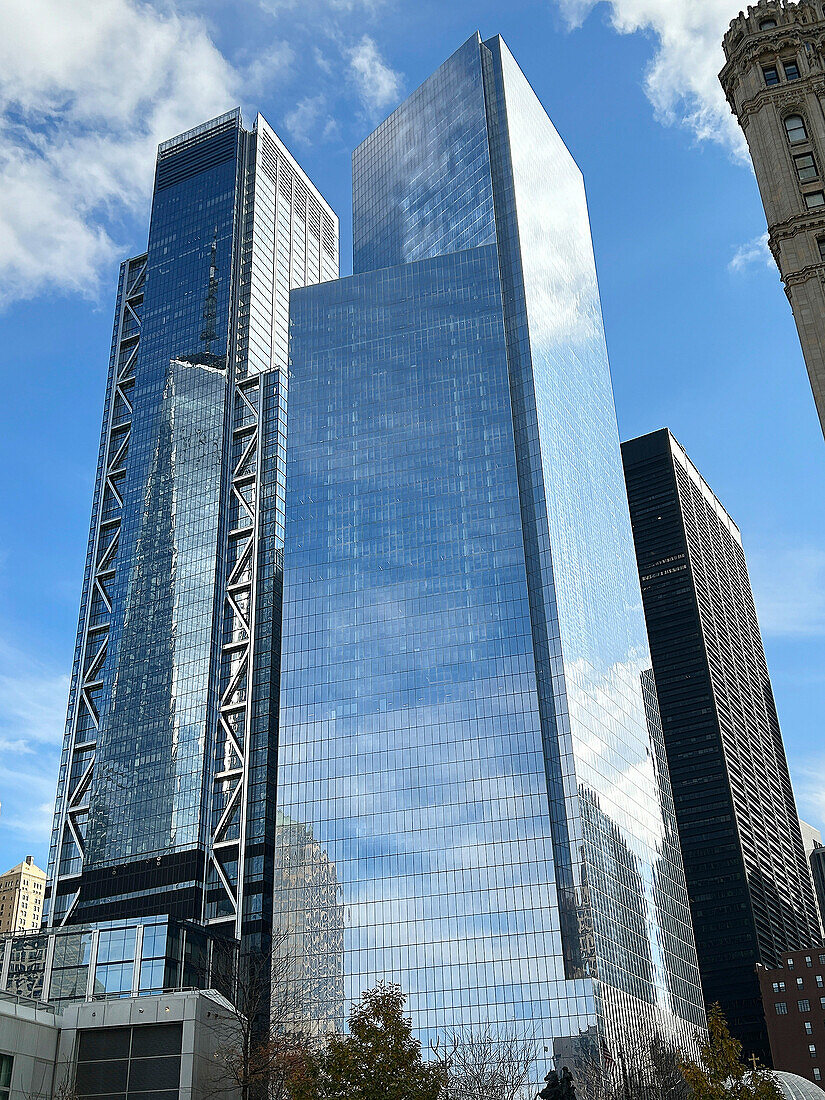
622,428,821,1064
276,33,705,1082
45,109,337,966
273,815,344,1036
4,934,50,1001
0,917,234,1007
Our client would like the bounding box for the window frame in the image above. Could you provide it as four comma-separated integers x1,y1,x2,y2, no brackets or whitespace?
763,65,781,86
785,115,809,145
784,59,801,81
795,153,818,182
0,1053,11,1100
804,190,825,209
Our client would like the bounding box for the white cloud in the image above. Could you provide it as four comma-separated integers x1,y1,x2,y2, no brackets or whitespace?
749,544,825,638
260,0,384,12
243,40,296,98
284,94,339,145
729,231,773,273
555,0,747,158
346,35,403,114
0,0,242,305
792,757,825,838
0,640,68,861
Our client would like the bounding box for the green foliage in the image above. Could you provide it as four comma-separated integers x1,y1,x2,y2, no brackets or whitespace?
286,983,447,1100
680,1005,782,1100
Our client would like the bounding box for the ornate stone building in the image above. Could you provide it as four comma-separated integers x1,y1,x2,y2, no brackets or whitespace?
721,0,825,437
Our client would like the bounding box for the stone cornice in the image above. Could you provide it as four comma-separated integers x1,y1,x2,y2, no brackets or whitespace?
721,27,825,102
782,262,825,297
734,82,824,125
768,211,825,245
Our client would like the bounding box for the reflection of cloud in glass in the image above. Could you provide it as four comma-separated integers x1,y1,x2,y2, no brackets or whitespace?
278,29,705,1084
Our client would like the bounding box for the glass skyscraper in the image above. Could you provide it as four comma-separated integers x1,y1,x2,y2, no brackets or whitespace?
46,110,338,958
622,428,822,1063
276,33,705,1074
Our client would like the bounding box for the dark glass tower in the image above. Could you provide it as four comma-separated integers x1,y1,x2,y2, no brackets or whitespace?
46,110,338,954
622,428,821,1062
275,34,705,1075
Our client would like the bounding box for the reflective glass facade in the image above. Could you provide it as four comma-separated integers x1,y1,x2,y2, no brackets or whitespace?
0,917,233,1006
622,428,822,1063
278,33,704,1076
47,111,338,951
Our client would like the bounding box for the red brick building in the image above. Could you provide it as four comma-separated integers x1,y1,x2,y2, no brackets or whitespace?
759,948,825,1090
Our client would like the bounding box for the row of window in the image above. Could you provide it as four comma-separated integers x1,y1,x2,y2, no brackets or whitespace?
774,997,825,1013
772,975,825,992
786,955,825,968
763,58,801,85
781,116,825,211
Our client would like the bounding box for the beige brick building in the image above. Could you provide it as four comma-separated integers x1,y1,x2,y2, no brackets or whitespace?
721,0,825,438
0,856,46,933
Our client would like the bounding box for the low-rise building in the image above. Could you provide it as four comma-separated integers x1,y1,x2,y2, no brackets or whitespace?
0,988,242,1100
758,948,825,1089
0,858,46,934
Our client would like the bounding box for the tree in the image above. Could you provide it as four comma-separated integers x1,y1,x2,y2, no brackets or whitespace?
647,1033,692,1100
439,1024,537,1100
680,1005,781,1100
286,982,447,1100
208,938,307,1100
571,1027,692,1100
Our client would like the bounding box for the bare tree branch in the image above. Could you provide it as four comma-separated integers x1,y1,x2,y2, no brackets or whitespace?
439,1024,538,1100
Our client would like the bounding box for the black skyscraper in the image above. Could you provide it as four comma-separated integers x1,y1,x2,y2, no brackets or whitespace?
622,428,821,1063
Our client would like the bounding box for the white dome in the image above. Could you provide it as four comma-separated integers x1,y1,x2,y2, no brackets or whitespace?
769,1070,824,1100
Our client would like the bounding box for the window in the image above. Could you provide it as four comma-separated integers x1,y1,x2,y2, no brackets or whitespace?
819,954,825,965
796,153,818,182
799,978,806,988
790,958,797,969
786,116,809,144
785,60,801,81
774,982,787,992
776,1003,788,1014
820,996,825,1009
817,239,825,261
761,18,778,28
800,999,812,1012
805,191,825,209
817,976,823,988
763,65,781,86
806,1023,814,1035
815,1069,822,1082
808,957,814,967
810,1045,817,1059
0,1055,10,1100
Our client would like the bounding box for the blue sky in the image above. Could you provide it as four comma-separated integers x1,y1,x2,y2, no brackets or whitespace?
0,0,823,875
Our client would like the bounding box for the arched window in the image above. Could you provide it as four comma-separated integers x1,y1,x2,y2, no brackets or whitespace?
785,114,809,144
760,18,778,30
